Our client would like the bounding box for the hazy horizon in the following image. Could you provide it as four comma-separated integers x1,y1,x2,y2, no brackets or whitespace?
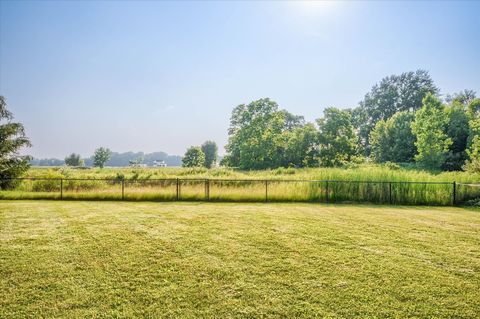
1,1,479,158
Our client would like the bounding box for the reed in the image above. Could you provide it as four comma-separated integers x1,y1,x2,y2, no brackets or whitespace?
2,165,479,205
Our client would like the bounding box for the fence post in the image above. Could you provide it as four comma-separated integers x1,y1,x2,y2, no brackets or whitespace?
60,179,63,200
452,181,456,205
176,178,180,201
205,179,210,201
121,179,125,200
389,182,392,204
265,180,268,202
325,181,329,203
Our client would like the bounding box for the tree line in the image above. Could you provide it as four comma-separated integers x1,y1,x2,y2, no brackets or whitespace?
1,68,479,187
221,70,480,172
31,151,183,167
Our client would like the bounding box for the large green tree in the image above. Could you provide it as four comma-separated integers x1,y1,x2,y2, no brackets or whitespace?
201,141,218,169
93,147,111,168
283,123,318,167
355,70,438,154
443,101,470,170
182,146,205,167
464,99,480,172
224,98,304,169
316,108,357,167
411,93,451,170
0,96,32,187
370,111,416,164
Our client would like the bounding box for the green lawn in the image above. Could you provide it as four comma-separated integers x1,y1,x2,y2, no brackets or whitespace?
1,201,479,318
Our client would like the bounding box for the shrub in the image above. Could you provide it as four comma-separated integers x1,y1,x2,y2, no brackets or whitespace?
384,161,401,170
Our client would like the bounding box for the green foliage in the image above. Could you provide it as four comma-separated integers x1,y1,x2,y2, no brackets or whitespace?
467,98,480,119
445,89,476,107
93,147,112,168
383,161,401,170
355,70,438,153
283,123,318,167
411,93,452,170
464,100,480,172
0,96,32,188
370,111,416,163
443,102,470,170
463,136,480,172
64,153,84,167
5,165,480,205
201,141,218,169
225,98,305,169
316,108,357,167
182,146,205,167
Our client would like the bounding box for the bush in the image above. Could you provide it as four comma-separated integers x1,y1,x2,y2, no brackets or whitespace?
273,167,296,175
384,161,401,170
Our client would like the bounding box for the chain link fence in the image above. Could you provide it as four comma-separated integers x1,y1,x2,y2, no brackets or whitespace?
0,177,471,206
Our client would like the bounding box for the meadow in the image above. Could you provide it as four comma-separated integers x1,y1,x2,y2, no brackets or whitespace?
1,201,479,318
21,164,480,182
1,165,480,205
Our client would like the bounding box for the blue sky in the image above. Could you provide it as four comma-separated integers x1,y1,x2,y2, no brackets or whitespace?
1,1,479,158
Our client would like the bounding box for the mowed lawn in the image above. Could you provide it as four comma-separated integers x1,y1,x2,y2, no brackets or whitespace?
1,202,479,318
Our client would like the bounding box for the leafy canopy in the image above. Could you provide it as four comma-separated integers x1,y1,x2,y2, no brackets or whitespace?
0,96,31,187
370,111,416,163
93,147,112,168
316,108,357,167
182,146,205,167
411,93,452,170
225,98,304,169
65,153,84,167
355,70,438,153
201,141,218,169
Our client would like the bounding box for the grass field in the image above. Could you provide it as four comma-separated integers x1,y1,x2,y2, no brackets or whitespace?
24,165,480,182
4,165,480,205
1,201,479,318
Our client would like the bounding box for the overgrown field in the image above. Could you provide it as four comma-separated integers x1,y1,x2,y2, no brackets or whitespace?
23,165,480,182
1,201,479,318
2,166,480,205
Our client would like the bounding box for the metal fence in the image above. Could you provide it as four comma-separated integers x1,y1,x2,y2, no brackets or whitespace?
1,177,478,206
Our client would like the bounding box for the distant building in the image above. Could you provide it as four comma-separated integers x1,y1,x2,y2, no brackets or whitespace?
153,160,167,167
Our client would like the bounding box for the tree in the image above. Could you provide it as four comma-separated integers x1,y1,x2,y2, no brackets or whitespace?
182,146,205,167
201,141,218,169
369,120,389,163
355,70,438,153
370,112,416,163
445,89,477,107
316,108,357,167
283,123,318,167
443,101,470,170
225,98,304,169
464,99,480,172
467,98,480,118
0,96,32,187
411,93,452,170
464,136,480,173
64,153,84,167
93,147,111,168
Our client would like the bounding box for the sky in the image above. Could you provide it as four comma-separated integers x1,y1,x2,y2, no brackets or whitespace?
1,0,479,159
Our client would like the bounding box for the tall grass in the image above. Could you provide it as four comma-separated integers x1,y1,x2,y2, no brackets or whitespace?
26,165,480,182
1,165,479,205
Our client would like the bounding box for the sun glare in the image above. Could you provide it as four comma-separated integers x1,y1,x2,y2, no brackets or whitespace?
294,0,338,16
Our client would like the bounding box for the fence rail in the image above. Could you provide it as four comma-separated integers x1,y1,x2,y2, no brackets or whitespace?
1,177,478,206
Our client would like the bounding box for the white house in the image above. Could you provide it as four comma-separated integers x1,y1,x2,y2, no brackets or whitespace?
153,160,167,167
